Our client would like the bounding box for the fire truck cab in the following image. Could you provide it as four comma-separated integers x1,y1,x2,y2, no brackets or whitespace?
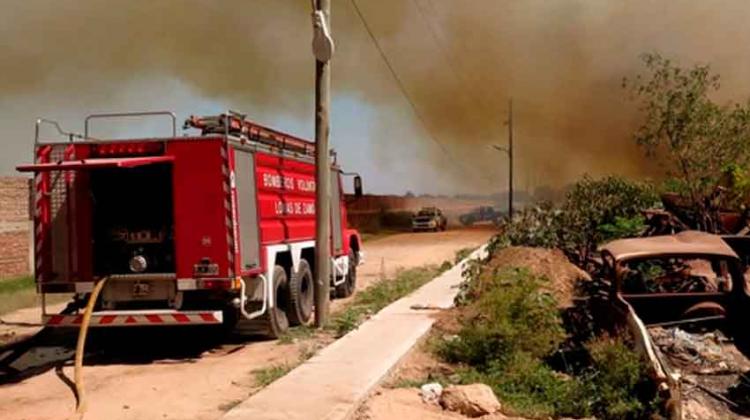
17,111,363,337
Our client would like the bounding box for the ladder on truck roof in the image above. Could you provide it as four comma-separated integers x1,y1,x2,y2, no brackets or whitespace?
184,111,316,157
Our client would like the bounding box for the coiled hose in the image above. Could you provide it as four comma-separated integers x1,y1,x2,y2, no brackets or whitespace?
70,277,108,420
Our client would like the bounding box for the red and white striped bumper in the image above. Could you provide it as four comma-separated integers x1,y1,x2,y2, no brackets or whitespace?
44,310,223,327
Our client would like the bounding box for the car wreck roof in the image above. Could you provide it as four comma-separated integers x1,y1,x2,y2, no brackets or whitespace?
601,231,739,262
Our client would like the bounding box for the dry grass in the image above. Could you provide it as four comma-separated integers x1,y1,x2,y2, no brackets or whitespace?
0,276,70,315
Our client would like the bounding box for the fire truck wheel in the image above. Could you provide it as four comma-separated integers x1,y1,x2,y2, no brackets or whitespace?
287,259,314,326
335,251,358,298
267,265,291,338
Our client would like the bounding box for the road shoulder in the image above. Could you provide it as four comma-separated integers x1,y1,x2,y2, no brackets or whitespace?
222,245,487,420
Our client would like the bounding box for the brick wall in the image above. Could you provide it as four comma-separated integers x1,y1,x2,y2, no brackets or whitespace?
0,177,32,279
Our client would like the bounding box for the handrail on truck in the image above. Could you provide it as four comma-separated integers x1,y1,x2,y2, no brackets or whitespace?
84,111,177,138
34,118,86,144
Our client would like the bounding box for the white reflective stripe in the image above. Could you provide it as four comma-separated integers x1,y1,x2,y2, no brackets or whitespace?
177,278,198,290
289,240,314,273
43,310,223,327
265,240,316,308
332,255,349,276
74,282,94,293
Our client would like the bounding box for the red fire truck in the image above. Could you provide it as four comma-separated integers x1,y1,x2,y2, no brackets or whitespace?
17,111,363,337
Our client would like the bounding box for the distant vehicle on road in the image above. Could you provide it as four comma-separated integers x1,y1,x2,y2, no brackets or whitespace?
412,207,447,232
459,206,503,226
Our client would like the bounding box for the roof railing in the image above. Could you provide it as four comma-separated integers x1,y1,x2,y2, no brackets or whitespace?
34,118,86,144
85,111,177,138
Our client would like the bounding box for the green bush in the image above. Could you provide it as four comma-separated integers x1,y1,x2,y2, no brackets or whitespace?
493,175,658,263
436,268,658,419
438,268,565,368
597,215,647,243
560,175,657,262
582,336,655,420
330,265,439,337
496,202,564,250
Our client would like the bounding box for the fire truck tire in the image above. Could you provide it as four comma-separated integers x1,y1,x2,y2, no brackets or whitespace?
232,267,291,338
335,251,358,298
267,265,291,338
287,259,314,326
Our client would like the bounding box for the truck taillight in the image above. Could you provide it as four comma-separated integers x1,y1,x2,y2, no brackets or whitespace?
198,279,231,290
92,142,163,157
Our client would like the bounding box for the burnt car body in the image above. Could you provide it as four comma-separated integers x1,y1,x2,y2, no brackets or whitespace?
459,206,503,226
411,207,447,232
599,231,749,326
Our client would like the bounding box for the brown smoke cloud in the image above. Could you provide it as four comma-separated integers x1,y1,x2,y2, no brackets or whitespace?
2,0,750,194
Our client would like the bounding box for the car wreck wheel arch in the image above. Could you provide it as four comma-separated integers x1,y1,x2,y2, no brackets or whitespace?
682,301,726,318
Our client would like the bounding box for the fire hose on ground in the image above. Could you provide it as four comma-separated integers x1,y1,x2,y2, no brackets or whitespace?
69,276,108,420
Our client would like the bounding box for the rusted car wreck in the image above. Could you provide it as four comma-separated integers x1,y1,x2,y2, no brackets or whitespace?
600,231,747,328
596,231,750,419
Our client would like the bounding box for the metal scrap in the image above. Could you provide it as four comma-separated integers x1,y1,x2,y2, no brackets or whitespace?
650,327,735,374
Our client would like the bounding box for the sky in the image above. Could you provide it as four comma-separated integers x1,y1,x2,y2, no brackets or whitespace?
2,0,750,195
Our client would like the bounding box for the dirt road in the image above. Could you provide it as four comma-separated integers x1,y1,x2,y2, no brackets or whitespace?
0,227,495,420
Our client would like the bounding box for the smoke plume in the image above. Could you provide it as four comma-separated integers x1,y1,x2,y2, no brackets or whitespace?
2,0,750,194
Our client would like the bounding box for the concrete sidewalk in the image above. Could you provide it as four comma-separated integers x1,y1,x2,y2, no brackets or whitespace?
223,245,487,420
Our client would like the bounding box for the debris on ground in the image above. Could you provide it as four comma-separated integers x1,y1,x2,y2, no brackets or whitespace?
478,246,590,307
439,384,501,418
357,387,524,420
421,382,443,405
649,327,735,374
682,397,726,420
649,326,750,419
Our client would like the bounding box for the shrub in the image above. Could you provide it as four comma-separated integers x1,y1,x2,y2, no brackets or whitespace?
582,335,655,420
437,266,659,419
330,265,439,337
497,201,564,250
438,269,565,367
560,175,658,263
493,175,658,264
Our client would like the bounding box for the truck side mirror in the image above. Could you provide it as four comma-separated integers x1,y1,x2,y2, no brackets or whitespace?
354,175,363,198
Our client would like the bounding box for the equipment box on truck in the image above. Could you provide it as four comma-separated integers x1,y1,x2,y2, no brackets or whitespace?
17,111,363,337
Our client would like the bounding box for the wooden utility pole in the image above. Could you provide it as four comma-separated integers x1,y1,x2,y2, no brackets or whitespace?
492,98,514,218
507,98,514,218
313,0,332,327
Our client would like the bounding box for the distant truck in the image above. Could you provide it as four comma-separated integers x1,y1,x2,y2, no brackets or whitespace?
411,207,447,232
459,206,503,226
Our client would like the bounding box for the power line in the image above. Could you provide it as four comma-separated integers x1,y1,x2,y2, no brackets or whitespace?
349,0,495,185
411,0,501,134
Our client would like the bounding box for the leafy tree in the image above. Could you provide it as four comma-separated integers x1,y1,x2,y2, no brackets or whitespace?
558,175,657,263
624,53,750,231
497,175,657,264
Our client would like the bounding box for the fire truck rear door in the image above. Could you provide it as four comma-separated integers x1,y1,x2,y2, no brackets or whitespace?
233,149,261,270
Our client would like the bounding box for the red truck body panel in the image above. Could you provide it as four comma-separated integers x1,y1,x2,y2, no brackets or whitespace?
255,151,317,244
22,135,355,292
168,139,232,280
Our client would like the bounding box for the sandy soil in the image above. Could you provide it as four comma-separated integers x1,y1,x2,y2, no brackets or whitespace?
0,226,495,420
356,337,521,420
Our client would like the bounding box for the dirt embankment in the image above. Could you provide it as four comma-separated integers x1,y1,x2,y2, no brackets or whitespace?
470,246,590,308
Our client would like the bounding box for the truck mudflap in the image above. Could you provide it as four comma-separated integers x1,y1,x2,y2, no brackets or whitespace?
44,309,223,327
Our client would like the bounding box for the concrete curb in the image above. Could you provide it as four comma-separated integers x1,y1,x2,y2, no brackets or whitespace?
222,244,488,420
